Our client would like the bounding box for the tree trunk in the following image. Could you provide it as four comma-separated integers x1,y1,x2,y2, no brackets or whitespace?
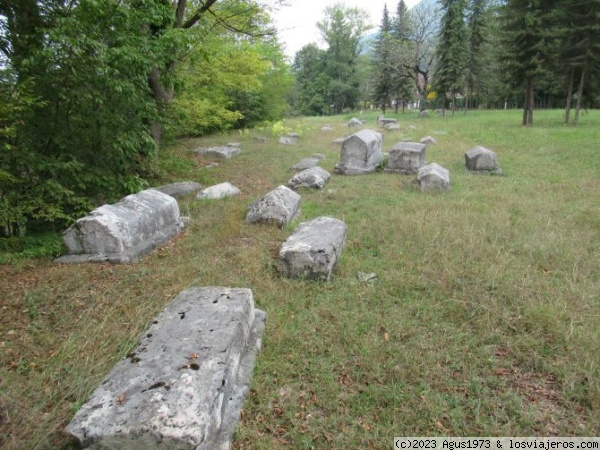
523,76,534,126
574,66,586,125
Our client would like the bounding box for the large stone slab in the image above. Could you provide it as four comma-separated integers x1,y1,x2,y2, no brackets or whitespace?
417,163,450,192
194,143,241,159
385,142,426,174
196,182,241,200
153,181,202,198
287,166,331,190
465,146,503,174
334,129,383,175
278,216,347,281
245,185,301,228
66,287,266,450
56,189,186,264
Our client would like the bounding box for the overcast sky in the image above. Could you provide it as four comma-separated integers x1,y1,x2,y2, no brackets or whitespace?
272,0,421,60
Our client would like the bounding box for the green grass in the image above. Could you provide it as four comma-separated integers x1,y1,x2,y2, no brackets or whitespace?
0,109,598,449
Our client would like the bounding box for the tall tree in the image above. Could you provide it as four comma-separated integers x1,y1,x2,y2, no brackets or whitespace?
390,0,415,112
465,0,491,111
500,0,550,126
317,3,371,113
434,0,468,115
371,3,394,113
291,44,330,116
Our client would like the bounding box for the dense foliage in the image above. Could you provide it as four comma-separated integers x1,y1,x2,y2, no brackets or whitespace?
0,0,289,237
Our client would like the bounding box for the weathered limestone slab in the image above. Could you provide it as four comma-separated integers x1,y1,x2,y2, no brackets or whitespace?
384,123,401,130
465,146,503,174
290,157,320,171
245,185,301,228
194,144,241,159
56,189,185,264
312,153,326,161
65,286,266,450
377,116,398,128
417,163,450,192
347,117,364,128
287,166,331,190
279,132,299,145
385,142,426,174
321,126,333,132
278,216,347,281
196,182,241,200
153,182,202,198
334,129,383,175
420,136,437,145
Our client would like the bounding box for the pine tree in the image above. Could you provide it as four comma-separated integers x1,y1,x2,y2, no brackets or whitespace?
372,4,394,113
465,0,490,111
390,0,415,112
434,0,468,115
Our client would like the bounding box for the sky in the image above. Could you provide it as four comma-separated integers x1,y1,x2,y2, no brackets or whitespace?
272,0,421,60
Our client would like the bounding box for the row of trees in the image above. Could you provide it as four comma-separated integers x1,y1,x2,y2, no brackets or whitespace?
0,0,291,237
291,0,600,125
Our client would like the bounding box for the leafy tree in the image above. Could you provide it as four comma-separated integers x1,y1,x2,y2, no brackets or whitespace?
291,44,330,116
317,3,372,113
434,0,468,115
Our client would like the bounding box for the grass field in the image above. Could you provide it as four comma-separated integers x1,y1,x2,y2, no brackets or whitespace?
0,109,599,449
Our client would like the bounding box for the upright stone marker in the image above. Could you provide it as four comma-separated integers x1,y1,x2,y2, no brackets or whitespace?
278,216,347,281
245,185,301,228
417,163,450,192
66,286,266,450
56,189,186,264
385,142,426,174
334,129,383,175
465,146,503,175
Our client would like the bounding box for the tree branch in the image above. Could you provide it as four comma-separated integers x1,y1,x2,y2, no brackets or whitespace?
182,0,219,29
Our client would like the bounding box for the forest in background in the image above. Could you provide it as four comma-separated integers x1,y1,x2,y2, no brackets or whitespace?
1,0,599,240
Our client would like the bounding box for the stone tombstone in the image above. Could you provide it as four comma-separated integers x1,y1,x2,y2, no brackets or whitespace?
465,146,503,174
277,216,347,281
278,133,299,145
385,123,401,130
420,136,437,145
196,182,241,200
312,153,326,161
334,129,383,175
321,126,333,132
289,157,320,171
194,144,241,159
417,163,450,192
377,116,398,128
65,286,266,450
287,166,331,190
245,185,301,228
385,142,426,174
153,181,202,198
57,189,186,264
347,117,364,128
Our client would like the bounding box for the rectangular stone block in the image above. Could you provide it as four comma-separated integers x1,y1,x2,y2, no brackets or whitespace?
57,189,186,264
65,287,266,450
334,129,383,175
245,185,301,228
385,142,426,174
277,216,347,281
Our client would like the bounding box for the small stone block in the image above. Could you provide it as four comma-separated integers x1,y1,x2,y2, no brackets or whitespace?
385,142,426,174
278,216,347,281
245,185,301,228
287,167,331,190
197,182,241,200
417,163,450,192
465,146,502,174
